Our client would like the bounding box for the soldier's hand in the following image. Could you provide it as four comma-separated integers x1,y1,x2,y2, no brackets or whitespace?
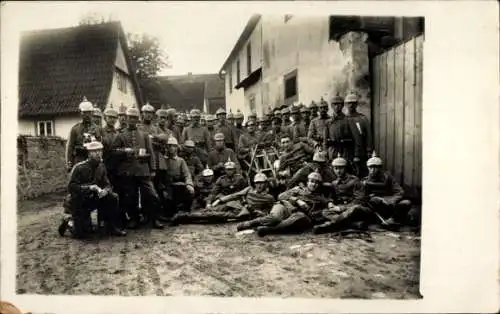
296,199,308,209
370,196,384,204
212,199,221,207
151,171,156,178
98,188,108,199
186,185,195,195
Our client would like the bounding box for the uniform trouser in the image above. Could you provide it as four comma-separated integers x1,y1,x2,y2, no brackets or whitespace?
239,203,311,234
71,193,120,238
153,169,168,216
316,204,371,228
120,176,161,223
191,196,208,211
165,185,193,214
173,205,249,224
367,199,413,223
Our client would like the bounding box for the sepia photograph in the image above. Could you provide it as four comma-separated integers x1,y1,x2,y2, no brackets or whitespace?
15,7,423,298
2,1,499,314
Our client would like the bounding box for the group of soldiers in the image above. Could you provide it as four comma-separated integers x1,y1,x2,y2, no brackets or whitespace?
59,92,419,239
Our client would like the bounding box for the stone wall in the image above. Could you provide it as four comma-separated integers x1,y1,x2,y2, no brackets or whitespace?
17,136,68,200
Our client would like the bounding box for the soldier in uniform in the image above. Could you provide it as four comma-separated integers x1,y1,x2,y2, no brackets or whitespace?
236,170,333,237
205,114,218,146
214,107,238,151
247,110,257,125
93,107,103,129
181,109,212,164
268,116,285,148
207,133,240,179
312,154,369,234
66,97,103,172
287,150,335,195
256,116,276,148
58,141,126,239
227,110,235,127
171,172,272,225
111,107,164,229
101,105,119,190
237,120,259,173
233,109,245,145
165,108,182,140
138,103,157,135
272,107,282,122
160,136,195,215
307,99,330,147
176,112,187,136
281,107,291,134
276,134,315,176
192,166,216,210
309,100,319,120
300,106,311,131
289,104,308,143
117,103,128,132
345,92,373,177
200,114,207,127
361,152,418,227
206,159,247,206
324,94,355,164
155,107,173,137
179,140,204,177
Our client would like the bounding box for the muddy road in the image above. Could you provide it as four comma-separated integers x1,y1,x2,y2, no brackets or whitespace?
16,194,421,298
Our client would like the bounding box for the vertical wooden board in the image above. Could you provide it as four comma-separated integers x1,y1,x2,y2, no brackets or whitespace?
403,38,415,188
386,49,396,175
379,53,387,161
372,55,380,153
413,35,424,189
394,43,405,184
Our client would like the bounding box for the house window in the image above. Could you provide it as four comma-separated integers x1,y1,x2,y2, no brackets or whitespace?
228,65,233,94
247,43,252,76
284,69,298,105
249,95,256,113
37,120,53,136
236,59,241,84
284,15,293,23
115,69,128,93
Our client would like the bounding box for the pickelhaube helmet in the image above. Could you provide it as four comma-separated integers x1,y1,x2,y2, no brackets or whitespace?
202,165,214,177
258,116,269,123
234,109,244,120
331,153,348,167
307,169,322,182
104,104,118,117
167,136,178,145
227,110,234,119
300,106,310,113
224,157,236,169
84,141,104,151
331,93,344,104
93,106,103,117
319,97,328,107
156,104,168,118
246,120,256,126
118,103,127,115
215,107,227,115
366,151,383,167
309,100,318,109
79,96,94,112
190,109,201,117
312,150,327,162
214,132,225,141
290,105,300,114
248,110,257,119
166,108,177,117
141,103,155,113
254,172,268,183
281,107,290,115
344,91,359,103
206,114,216,122
126,107,140,117
184,140,195,148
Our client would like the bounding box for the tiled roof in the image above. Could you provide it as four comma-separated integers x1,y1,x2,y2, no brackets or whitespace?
18,21,143,117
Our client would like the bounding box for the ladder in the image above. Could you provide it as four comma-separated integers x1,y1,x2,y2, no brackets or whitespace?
247,144,279,180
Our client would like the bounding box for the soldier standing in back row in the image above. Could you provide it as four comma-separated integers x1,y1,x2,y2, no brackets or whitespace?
181,109,212,164
154,107,173,137
205,114,217,147
165,108,182,140
66,97,103,172
309,100,319,120
247,110,257,125
111,107,164,229
214,107,238,151
307,99,330,147
233,110,245,145
301,106,311,131
345,92,373,177
324,94,355,164
101,105,119,188
289,104,308,143
207,133,240,179
93,107,103,129
117,103,128,132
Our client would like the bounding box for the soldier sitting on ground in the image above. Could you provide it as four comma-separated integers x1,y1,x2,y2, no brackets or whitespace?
205,158,247,207
361,151,419,228
179,140,204,178
312,154,370,234
170,172,274,225
207,132,240,179
191,165,216,211
236,170,333,237
58,141,126,239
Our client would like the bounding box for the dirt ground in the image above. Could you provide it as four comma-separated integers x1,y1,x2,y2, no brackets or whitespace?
16,193,421,298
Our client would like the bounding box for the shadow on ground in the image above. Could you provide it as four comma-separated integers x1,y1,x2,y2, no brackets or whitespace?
16,194,421,298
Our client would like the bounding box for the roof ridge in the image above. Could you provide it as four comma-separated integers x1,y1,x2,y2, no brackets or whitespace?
21,21,121,36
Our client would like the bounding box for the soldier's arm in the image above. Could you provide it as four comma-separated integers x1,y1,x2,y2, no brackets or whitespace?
180,159,194,187
145,133,157,172
277,186,300,201
68,165,92,197
193,156,204,176
180,128,188,144
65,127,76,166
98,164,113,192
286,167,306,189
385,173,404,205
350,178,366,205
220,186,251,203
207,177,222,203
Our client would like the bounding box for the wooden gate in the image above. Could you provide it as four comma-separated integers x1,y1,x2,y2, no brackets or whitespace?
371,35,423,194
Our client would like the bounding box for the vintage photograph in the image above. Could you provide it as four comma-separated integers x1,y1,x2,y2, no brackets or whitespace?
15,6,424,299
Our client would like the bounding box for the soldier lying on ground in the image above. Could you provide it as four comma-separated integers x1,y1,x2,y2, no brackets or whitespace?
236,170,333,237
58,141,126,239
286,150,336,196
170,172,275,225
191,166,216,211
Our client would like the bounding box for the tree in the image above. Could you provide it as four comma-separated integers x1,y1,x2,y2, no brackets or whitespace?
127,33,171,80
78,11,112,25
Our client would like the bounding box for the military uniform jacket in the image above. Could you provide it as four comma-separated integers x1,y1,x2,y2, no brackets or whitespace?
289,121,308,142
67,160,111,208
111,128,156,177
277,185,333,214
101,125,118,171
166,123,182,141
164,155,194,187
324,113,354,147
140,123,170,171
66,122,103,166
220,186,275,212
214,122,238,147
195,178,213,201
207,147,240,170
331,174,364,205
307,116,331,143
234,126,246,146
179,151,204,177
181,125,212,151
362,172,404,205
207,174,247,204
278,142,314,174
237,132,259,159
287,162,336,190
347,112,373,158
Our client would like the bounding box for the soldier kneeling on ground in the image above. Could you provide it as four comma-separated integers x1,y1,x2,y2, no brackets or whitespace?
170,172,274,225
58,141,126,239
236,170,333,237
361,151,419,229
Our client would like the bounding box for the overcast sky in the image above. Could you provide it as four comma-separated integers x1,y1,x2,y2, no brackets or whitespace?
5,2,253,75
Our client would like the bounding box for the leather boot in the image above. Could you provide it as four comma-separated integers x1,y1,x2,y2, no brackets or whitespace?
58,217,70,237
151,218,165,229
108,226,127,236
